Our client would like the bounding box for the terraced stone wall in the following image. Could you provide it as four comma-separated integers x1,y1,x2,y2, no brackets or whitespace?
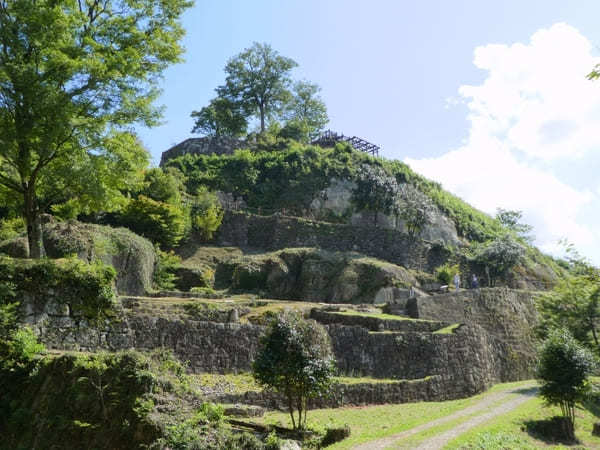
407,288,538,381
217,211,449,271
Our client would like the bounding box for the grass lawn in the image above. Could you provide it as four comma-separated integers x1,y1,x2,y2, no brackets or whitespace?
335,309,438,323
445,394,600,449
260,381,534,449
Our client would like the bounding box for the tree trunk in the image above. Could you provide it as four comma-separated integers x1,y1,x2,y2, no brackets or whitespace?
24,188,45,259
287,393,296,430
591,320,599,348
259,103,265,133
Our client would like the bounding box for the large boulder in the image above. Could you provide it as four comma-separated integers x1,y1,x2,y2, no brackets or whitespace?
42,221,155,295
214,247,418,303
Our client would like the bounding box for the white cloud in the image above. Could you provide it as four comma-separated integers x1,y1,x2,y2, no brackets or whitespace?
406,23,600,262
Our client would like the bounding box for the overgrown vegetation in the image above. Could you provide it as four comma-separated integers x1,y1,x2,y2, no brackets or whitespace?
0,350,194,449
165,141,506,243
0,256,116,321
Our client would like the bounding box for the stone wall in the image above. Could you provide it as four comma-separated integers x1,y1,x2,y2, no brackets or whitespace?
214,375,469,410
406,288,538,381
159,137,247,166
217,211,449,272
309,309,446,333
23,287,538,405
26,299,518,384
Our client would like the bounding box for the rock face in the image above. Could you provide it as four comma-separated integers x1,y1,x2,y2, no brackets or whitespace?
159,136,248,166
309,179,461,247
43,221,156,295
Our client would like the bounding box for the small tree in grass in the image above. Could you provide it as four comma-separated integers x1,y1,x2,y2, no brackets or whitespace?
536,329,596,440
253,311,335,430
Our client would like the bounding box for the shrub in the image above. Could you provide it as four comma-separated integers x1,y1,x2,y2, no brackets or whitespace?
153,248,181,290
321,425,351,447
536,329,596,440
469,234,524,286
435,263,458,285
190,187,224,241
118,196,186,248
0,256,116,322
197,402,225,425
253,311,336,430
0,217,25,242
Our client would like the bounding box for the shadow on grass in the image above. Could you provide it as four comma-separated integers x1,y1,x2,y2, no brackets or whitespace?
582,390,600,418
521,416,579,445
511,386,539,397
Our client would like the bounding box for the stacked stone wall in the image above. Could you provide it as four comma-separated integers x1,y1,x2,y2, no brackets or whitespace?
407,288,538,381
217,211,448,271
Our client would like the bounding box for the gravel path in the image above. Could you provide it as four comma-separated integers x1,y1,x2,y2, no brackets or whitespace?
352,384,537,450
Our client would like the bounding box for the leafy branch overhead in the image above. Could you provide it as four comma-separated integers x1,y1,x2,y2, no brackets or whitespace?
0,0,192,258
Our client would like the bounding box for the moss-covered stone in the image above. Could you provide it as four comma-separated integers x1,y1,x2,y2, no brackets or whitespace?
42,220,155,295
210,247,417,303
0,256,116,322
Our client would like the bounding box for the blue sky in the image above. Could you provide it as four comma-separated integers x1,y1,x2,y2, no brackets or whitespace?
138,1,600,263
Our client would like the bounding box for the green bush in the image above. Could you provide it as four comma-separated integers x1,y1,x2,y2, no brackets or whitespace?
0,256,116,321
435,263,459,285
118,196,186,248
153,248,182,290
321,425,351,447
190,187,224,241
0,217,25,241
253,311,336,430
536,329,596,440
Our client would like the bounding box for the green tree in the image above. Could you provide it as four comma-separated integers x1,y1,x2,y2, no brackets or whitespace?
0,0,191,258
397,184,434,237
496,208,533,243
140,168,183,205
536,329,596,440
536,276,600,351
191,96,248,137
119,196,186,248
536,244,600,352
283,80,328,141
352,164,400,226
253,312,335,430
218,42,297,133
470,234,524,286
190,187,224,241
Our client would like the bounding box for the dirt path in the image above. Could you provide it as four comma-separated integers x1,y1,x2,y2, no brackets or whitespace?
352,384,537,450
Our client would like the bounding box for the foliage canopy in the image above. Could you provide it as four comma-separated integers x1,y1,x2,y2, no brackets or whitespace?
218,42,298,132
0,0,191,257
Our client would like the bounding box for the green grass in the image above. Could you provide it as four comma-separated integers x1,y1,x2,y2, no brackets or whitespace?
335,309,437,323
433,323,462,334
260,380,535,449
190,373,414,395
445,394,600,449
334,375,427,385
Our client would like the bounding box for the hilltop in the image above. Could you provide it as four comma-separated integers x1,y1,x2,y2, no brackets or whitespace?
0,136,569,449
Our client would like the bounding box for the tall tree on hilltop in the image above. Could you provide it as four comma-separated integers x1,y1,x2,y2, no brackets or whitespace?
281,80,328,142
218,42,297,133
0,0,191,258
190,96,248,137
